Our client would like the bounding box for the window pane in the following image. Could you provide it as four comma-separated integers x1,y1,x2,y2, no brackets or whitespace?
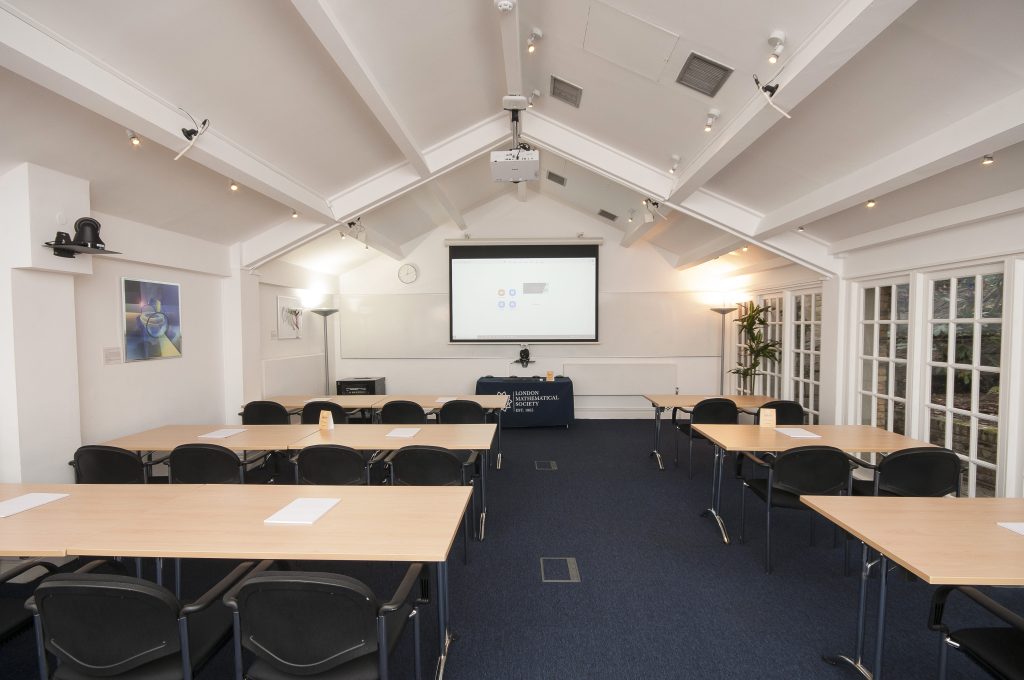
812,384,819,414
976,465,996,498
956,276,975,319
951,414,971,457
877,362,889,395
894,362,907,399
803,295,812,318
933,279,950,319
929,409,947,447
893,401,906,435
930,367,947,406
813,324,820,352
954,323,973,365
982,273,1003,318
879,286,892,320
978,372,999,416
953,369,973,412
812,356,820,383
863,323,875,356
802,324,811,350
896,284,909,320
861,395,872,425
862,360,873,391
879,323,891,358
803,355,811,379
931,324,948,362
978,423,998,466
895,323,908,360
980,323,1001,367
814,295,822,324
876,398,889,430
794,294,802,319
794,323,801,348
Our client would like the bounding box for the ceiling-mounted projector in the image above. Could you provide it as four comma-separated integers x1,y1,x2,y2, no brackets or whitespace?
490,149,540,182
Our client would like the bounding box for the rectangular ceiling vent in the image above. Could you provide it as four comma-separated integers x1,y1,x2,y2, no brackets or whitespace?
546,171,567,186
550,76,584,108
597,209,618,222
676,53,733,97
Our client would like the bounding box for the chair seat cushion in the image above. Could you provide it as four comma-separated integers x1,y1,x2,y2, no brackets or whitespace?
744,478,805,510
952,627,1024,680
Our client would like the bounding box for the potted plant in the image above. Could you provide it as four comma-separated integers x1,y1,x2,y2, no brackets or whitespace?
730,303,781,393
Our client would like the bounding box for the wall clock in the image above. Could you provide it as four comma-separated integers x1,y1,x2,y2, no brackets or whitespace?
398,263,419,284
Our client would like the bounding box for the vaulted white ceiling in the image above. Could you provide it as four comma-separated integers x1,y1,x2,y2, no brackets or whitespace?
1,0,1021,277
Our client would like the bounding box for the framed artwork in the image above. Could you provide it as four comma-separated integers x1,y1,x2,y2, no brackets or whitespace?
277,295,302,339
122,278,182,361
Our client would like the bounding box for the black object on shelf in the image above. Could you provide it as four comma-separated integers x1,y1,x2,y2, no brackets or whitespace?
44,217,121,258
337,377,385,396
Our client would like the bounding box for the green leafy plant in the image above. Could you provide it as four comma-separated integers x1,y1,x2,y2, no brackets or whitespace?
729,303,782,393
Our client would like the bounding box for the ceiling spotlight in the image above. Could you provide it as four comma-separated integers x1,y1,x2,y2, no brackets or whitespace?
628,209,635,223
291,210,299,219
797,226,805,232
126,129,141,146
742,246,748,252
865,199,876,208
229,181,239,192
767,30,786,64
982,155,995,165
669,154,680,174
528,88,541,108
704,108,720,132
527,27,543,54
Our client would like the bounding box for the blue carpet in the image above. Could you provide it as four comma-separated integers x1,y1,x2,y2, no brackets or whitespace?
2,420,1018,678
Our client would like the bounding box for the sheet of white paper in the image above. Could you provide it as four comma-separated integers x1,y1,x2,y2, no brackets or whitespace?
0,493,69,518
264,498,340,525
386,427,420,438
198,428,246,439
775,427,821,438
435,397,457,403
304,397,331,403
997,522,1024,537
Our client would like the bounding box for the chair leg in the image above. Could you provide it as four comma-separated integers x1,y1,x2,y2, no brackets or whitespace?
739,483,747,544
33,613,48,680
377,615,389,680
688,435,694,479
462,504,470,566
938,635,948,680
135,557,142,578
175,558,182,598
765,503,772,574
413,608,422,680
674,430,680,468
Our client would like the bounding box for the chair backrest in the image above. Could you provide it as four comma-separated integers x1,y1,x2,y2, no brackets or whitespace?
72,445,145,484
691,398,739,425
389,446,463,486
437,399,486,424
300,401,348,426
32,573,182,676
296,445,365,485
773,446,851,496
232,571,379,676
379,400,427,425
756,400,805,426
876,447,962,497
242,400,290,425
169,443,241,484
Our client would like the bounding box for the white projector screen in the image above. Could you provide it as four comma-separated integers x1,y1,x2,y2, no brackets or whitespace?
449,244,599,342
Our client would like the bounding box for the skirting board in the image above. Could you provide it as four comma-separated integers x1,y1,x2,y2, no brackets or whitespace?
563,363,675,396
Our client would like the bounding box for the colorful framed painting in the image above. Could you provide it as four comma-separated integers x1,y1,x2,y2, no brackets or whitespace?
122,278,182,361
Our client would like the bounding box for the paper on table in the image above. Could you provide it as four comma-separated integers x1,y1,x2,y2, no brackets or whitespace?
775,427,821,438
997,522,1024,537
0,493,69,518
435,397,457,403
199,428,246,439
305,397,331,403
264,498,340,525
386,428,420,438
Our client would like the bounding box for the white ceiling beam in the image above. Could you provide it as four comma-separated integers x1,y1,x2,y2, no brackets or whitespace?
0,4,332,221
757,88,1024,238
762,231,842,276
724,256,795,278
673,233,746,270
620,216,660,247
668,0,918,203
429,183,467,230
829,188,1024,255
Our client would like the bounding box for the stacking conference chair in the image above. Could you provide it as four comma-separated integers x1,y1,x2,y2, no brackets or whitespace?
738,445,854,573
224,561,426,680
851,446,962,497
27,559,256,680
69,445,167,484
929,586,1024,680
437,399,489,469
0,559,57,648
168,443,273,485
735,401,806,478
380,400,428,425
241,400,290,425
385,445,475,564
293,444,369,485
672,398,739,478
299,400,348,425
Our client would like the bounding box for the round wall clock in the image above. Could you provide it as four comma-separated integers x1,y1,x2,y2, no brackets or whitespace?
398,263,419,284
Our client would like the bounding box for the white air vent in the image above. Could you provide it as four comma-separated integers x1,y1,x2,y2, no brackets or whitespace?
546,171,567,186
550,76,583,108
676,53,733,97
597,209,618,222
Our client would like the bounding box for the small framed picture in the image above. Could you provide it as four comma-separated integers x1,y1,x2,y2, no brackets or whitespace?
122,278,182,361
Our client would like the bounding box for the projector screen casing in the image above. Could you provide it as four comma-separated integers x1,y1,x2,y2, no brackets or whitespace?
449,244,598,343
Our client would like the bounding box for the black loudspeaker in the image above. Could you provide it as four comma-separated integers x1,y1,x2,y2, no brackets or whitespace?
519,347,530,368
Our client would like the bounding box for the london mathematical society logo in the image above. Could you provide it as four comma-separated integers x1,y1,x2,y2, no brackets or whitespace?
496,391,511,412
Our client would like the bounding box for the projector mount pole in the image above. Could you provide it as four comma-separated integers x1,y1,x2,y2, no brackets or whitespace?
510,108,521,148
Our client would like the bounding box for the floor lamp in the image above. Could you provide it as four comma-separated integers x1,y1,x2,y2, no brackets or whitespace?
710,306,736,394
310,308,338,396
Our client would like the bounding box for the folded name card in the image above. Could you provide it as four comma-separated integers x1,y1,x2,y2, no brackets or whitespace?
264,498,340,525
199,428,246,439
0,493,69,518
386,428,420,438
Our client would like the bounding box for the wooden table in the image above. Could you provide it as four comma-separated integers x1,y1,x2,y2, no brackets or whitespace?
642,394,772,470
263,394,384,413
690,424,932,544
0,483,471,678
102,424,320,453
804,496,1024,680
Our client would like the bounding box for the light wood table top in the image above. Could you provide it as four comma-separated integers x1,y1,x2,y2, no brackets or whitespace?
692,424,933,453
802,496,1024,585
643,394,773,410
293,424,497,451
263,395,384,411
102,425,320,452
375,394,509,410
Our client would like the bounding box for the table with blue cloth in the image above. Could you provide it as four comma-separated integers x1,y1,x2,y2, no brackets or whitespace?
475,376,574,428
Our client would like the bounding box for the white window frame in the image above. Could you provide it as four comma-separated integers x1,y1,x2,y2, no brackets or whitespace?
857,279,912,434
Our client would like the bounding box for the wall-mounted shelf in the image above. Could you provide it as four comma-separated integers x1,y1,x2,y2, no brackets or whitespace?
43,242,122,259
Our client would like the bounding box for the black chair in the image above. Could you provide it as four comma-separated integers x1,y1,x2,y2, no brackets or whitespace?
0,559,57,646
437,399,486,424
852,446,962,497
739,445,853,573
26,558,255,680
929,586,1024,680
241,400,290,425
224,561,426,680
385,445,476,564
380,400,427,425
735,401,806,478
672,398,738,478
299,400,348,425
69,445,167,484
168,443,273,485
293,444,369,485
